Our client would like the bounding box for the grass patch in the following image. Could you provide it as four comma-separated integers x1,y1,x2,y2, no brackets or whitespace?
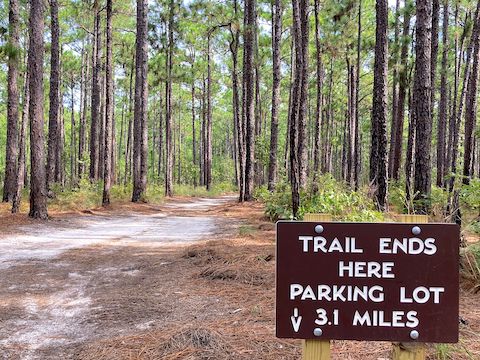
460,243,480,292
173,182,236,197
238,225,257,236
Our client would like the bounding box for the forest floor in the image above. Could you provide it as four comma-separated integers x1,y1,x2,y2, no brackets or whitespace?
0,196,479,359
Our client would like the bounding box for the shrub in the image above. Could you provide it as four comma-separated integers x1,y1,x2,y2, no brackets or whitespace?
460,243,480,291
460,179,480,213
257,174,387,222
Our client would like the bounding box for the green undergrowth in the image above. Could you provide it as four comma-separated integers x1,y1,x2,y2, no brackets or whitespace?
460,243,480,292
42,180,236,212
174,182,236,197
254,174,388,222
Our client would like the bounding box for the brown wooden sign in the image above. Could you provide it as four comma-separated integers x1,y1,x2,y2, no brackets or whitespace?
276,222,460,343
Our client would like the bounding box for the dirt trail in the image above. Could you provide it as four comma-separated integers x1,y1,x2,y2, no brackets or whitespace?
0,196,237,360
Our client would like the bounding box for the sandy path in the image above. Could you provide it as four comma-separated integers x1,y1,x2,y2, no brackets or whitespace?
0,196,237,360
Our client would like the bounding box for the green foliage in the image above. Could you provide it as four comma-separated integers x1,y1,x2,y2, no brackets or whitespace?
430,186,449,218
434,344,454,360
460,243,480,292
466,221,480,235
256,174,387,222
49,180,101,211
174,182,236,197
254,180,292,221
389,181,409,213
460,179,480,212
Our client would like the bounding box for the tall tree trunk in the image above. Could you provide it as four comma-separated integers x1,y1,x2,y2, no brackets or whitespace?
78,43,89,179
445,5,462,184
463,5,480,185
297,0,309,188
229,3,244,199
90,0,102,181
254,7,263,186
242,0,256,201
132,0,149,201
431,0,440,120
125,53,135,185
103,0,114,205
289,0,309,216
370,0,389,211
348,61,356,187
392,1,412,180
55,84,65,185
436,0,449,187
46,0,60,190
12,70,29,213
3,0,20,203
312,0,322,180
165,0,174,196
388,0,400,180
284,34,294,176
322,60,334,173
353,0,362,189
405,89,415,204
448,5,480,190
268,0,282,191
191,63,197,187
200,77,206,186
206,31,213,191
70,77,76,186
413,0,433,214
28,0,48,219
98,74,106,180
158,95,164,181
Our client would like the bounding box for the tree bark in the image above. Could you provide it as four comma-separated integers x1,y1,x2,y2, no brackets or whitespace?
448,3,480,190
392,0,412,180
289,0,309,216
388,0,400,180
463,4,480,185
132,0,149,202
312,0,322,180
28,0,48,219
431,0,440,120
125,53,135,185
191,61,197,187
413,0,433,214
55,82,65,185
242,0,256,201
12,70,29,213
353,0,362,189
405,89,415,203
267,0,282,191
46,0,60,190
3,0,20,203
103,0,114,205
229,2,244,200
370,0,389,211
78,43,89,179
436,0,449,187
445,5,462,185
206,31,213,191
70,77,76,186
90,0,102,181
165,0,174,197
297,0,309,188
157,95,164,181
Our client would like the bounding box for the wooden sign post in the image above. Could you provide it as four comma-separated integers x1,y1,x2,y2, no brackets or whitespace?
303,213,332,360
276,216,459,359
392,214,428,360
